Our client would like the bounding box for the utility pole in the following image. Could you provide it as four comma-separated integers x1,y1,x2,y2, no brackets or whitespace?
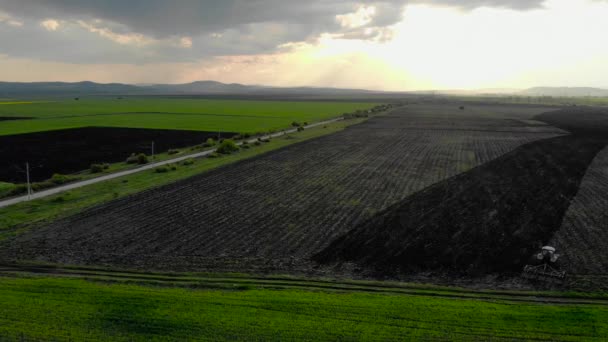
151,141,155,159
26,162,32,199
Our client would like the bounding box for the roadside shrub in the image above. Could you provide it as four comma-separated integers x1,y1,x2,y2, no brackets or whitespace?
181,159,195,166
208,152,220,159
32,181,54,191
155,164,178,173
126,153,149,164
253,141,262,146
8,184,28,196
202,138,216,148
297,126,305,132
303,122,308,126
50,173,71,185
216,139,240,155
90,163,110,173
155,166,170,173
168,149,180,155
344,112,368,119
291,121,301,127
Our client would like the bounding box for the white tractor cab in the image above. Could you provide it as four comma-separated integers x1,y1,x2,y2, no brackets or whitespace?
522,246,566,283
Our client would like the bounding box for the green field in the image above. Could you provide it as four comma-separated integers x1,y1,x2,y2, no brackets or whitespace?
0,98,377,136
0,273,606,341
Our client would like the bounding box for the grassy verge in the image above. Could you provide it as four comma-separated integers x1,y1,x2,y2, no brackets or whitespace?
0,182,14,198
0,118,366,239
0,274,606,341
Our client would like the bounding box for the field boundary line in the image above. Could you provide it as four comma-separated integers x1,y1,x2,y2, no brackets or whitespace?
1,263,607,305
0,117,343,209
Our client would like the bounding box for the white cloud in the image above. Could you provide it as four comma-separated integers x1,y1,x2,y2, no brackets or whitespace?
0,11,23,27
40,19,60,31
75,20,194,50
336,6,377,28
179,36,193,48
77,20,152,46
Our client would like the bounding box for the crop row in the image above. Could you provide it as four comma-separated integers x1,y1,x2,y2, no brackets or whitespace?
551,146,608,274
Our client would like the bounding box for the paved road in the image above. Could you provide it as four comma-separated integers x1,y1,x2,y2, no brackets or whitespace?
0,117,344,209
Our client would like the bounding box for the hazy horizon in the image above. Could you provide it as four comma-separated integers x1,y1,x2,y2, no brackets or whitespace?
1,0,608,91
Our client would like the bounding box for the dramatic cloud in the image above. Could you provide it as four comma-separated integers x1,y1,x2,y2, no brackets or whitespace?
0,0,547,64
4,0,607,91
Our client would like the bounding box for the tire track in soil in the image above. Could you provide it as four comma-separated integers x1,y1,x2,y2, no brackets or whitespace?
316,108,608,276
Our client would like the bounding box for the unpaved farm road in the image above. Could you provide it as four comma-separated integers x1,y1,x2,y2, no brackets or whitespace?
1,263,607,305
0,117,343,209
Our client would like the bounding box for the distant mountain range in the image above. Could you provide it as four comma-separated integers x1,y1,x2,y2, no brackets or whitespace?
520,87,608,97
0,80,385,97
1,81,607,97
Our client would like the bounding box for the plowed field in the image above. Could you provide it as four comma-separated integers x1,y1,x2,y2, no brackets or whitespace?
3,104,569,277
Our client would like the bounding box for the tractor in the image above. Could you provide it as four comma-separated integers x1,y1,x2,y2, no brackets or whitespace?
521,246,566,283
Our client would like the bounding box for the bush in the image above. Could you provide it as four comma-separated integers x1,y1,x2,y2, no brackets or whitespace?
31,181,53,191
181,159,195,166
297,126,305,132
8,184,28,196
90,163,110,173
253,141,262,146
155,166,170,173
202,138,216,148
126,153,149,164
50,173,71,185
291,121,301,127
216,139,240,155
155,164,178,173
303,122,308,126
208,152,220,159
168,149,180,155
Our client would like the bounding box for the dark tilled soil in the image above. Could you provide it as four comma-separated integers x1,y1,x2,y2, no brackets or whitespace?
315,135,607,275
0,105,561,275
316,107,608,276
0,127,232,182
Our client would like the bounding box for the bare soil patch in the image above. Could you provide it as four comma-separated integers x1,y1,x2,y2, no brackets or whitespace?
0,127,231,183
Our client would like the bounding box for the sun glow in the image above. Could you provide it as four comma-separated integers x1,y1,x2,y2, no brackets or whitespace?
301,0,608,90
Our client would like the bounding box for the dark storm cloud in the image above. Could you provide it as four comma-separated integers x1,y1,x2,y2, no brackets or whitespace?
0,0,547,63
0,1,545,37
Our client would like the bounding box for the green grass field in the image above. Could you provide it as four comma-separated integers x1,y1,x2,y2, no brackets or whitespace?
0,274,606,341
0,98,377,136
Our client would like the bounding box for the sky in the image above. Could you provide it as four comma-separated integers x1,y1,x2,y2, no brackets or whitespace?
0,0,607,91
